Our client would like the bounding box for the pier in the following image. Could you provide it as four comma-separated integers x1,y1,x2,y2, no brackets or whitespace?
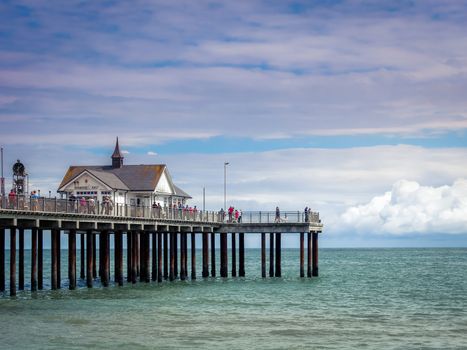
0,197,322,296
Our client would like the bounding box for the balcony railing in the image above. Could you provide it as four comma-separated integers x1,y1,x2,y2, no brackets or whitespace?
0,195,320,224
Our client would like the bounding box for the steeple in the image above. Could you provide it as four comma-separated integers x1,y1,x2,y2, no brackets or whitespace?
111,137,124,169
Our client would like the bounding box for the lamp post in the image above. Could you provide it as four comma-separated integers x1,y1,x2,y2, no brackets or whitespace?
224,162,229,211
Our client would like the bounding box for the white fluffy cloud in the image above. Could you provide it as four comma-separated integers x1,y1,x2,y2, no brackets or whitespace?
341,179,467,235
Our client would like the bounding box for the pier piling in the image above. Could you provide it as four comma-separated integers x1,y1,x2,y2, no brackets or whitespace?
31,228,38,291
307,232,312,278
169,232,175,281
211,233,216,277
152,232,157,282
80,233,85,280
300,232,304,278
261,233,266,278
115,231,123,286
0,228,4,292
38,229,43,290
312,232,319,277
19,228,24,290
10,227,16,296
269,233,274,277
275,233,281,278
202,232,208,278
220,232,227,278
51,229,58,290
127,232,132,282
131,232,138,284
157,232,162,283
57,230,61,289
163,232,168,280
86,230,93,288
239,233,245,277
180,233,186,281
92,233,97,279
231,233,237,277
174,233,178,279
191,232,196,280
102,231,110,287
68,230,76,290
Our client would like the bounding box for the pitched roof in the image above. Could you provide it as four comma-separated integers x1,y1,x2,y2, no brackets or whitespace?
173,184,192,198
58,164,167,192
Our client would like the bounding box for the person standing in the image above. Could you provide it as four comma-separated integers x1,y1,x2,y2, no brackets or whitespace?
275,206,280,223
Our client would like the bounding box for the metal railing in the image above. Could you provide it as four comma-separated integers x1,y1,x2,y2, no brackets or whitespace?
0,195,320,224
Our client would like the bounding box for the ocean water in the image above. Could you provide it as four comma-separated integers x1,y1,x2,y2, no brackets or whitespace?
0,248,466,349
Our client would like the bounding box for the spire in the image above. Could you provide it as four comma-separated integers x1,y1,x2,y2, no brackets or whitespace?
111,137,124,169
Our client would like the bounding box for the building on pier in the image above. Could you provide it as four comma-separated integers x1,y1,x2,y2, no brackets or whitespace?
57,138,191,207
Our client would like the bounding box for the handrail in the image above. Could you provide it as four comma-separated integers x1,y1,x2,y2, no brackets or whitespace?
0,195,320,224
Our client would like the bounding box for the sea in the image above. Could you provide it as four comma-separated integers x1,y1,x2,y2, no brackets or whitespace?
0,248,466,349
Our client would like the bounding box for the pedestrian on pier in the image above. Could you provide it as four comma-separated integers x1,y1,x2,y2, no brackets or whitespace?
220,208,225,222
228,206,234,222
275,206,280,223
8,189,16,209
234,209,239,223
304,207,309,222
79,197,87,213
88,197,96,214
238,209,242,223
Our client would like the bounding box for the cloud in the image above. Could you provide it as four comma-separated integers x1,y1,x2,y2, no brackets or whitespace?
1,0,467,145
121,150,130,154
340,179,467,235
147,151,158,156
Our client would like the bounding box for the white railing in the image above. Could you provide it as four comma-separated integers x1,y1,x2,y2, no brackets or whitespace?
0,195,320,224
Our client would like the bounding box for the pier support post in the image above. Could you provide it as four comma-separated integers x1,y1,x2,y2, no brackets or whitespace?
275,233,281,278
152,232,157,282
202,232,209,278
174,233,178,279
0,228,4,292
127,232,132,282
157,232,162,283
102,231,110,287
163,232,168,280
307,232,312,278
239,233,245,277
68,229,76,290
86,230,93,288
38,229,43,290
312,232,319,277
19,228,24,290
80,232,85,280
10,227,16,296
144,232,150,283
191,232,196,280
269,233,274,277
92,233,97,279
169,232,175,281
261,233,266,278
51,229,58,290
231,233,237,277
57,230,61,289
211,233,216,277
220,233,228,278
131,231,138,284
115,231,123,286
300,232,304,278
31,228,38,291
139,232,146,283
180,233,187,281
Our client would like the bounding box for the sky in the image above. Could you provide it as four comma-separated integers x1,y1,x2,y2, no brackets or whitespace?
1,0,467,247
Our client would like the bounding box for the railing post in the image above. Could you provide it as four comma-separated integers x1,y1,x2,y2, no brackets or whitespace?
259,211,262,223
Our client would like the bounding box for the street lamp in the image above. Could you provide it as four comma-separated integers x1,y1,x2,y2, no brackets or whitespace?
224,162,229,211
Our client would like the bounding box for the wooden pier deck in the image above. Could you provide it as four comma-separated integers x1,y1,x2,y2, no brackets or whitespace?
0,199,322,297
